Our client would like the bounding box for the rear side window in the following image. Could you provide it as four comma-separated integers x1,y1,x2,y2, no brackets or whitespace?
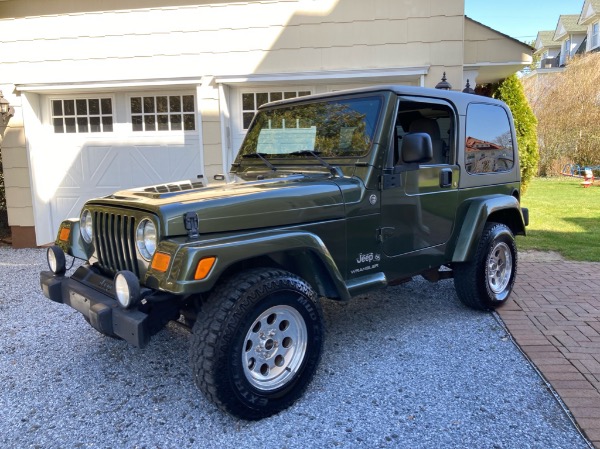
465,104,514,174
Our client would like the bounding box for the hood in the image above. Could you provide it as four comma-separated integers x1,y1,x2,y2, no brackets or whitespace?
87,175,354,236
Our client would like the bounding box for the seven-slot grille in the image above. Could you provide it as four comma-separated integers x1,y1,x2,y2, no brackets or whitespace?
93,211,140,277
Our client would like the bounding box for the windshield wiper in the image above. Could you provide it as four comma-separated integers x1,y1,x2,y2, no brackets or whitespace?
241,152,277,172
289,150,344,178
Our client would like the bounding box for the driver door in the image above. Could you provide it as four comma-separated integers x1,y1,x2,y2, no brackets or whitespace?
380,97,459,258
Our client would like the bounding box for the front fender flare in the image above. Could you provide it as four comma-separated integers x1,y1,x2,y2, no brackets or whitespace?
147,230,350,300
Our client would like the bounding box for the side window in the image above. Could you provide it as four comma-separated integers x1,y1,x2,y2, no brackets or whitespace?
395,101,454,165
465,104,514,174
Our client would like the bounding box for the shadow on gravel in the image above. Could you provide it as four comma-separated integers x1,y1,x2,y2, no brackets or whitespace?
0,248,590,449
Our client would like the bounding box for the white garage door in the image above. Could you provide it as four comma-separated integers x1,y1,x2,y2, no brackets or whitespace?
31,91,203,245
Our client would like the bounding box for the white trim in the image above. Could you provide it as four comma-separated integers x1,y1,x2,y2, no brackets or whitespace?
218,83,232,180
579,0,598,25
591,21,599,49
22,92,53,246
16,77,204,93
215,67,429,84
464,62,531,69
194,84,206,185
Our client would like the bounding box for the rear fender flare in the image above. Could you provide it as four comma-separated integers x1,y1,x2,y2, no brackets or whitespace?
451,195,526,263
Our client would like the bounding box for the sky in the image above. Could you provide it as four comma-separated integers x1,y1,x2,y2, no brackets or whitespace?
465,0,584,43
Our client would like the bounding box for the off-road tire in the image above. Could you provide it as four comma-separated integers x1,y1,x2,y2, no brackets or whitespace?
190,268,324,420
454,222,517,311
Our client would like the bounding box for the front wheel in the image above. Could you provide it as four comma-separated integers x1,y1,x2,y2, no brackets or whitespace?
190,268,324,420
454,222,517,310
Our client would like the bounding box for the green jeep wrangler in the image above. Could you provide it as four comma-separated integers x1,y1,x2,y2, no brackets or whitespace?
40,85,528,420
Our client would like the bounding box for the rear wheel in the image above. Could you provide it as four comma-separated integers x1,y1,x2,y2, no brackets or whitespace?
454,222,517,310
190,268,324,420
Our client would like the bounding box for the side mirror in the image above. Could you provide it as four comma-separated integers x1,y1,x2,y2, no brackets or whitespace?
401,132,433,164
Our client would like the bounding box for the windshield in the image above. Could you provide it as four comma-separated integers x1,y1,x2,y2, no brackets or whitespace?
238,96,382,159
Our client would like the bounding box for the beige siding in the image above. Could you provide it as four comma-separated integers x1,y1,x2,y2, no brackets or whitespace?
0,88,34,228
1,0,464,84
464,18,531,65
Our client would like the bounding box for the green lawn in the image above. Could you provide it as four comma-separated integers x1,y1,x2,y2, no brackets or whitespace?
517,177,600,262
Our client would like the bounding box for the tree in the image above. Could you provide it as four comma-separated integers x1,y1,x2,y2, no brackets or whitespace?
523,53,600,175
493,74,539,194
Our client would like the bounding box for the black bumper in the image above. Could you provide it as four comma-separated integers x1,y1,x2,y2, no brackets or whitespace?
40,268,150,348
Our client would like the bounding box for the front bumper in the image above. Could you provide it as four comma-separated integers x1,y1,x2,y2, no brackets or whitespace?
40,266,150,348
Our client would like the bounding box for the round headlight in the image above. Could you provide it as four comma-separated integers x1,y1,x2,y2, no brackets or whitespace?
47,245,66,275
114,271,140,309
80,209,93,244
136,218,157,261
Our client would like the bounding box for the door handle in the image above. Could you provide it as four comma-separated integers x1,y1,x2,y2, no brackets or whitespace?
439,168,452,188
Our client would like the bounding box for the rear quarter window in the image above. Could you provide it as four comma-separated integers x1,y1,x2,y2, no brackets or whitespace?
465,104,514,174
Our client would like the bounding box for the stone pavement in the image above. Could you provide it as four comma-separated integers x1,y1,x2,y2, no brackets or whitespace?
498,251,600,448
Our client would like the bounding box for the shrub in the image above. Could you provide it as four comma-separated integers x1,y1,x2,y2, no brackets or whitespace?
493,74,539,194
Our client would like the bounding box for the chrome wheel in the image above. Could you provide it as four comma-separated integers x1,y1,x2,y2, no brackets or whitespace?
242,304,308,392
487,241,512,294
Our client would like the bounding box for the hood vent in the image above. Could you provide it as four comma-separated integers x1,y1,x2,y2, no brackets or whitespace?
143,180,204,194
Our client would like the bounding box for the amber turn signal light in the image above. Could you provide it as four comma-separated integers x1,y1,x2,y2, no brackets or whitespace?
150,252,171,272
194,256,216,280
59,227,70,242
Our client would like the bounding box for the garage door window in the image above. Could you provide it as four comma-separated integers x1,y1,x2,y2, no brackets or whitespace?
242,90,311,129
52,98,113,133
130,95,196,132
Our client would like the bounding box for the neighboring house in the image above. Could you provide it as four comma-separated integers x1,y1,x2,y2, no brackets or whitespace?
553,15,587,66
0,0,532,248
579,0,600,52
533,31,562,68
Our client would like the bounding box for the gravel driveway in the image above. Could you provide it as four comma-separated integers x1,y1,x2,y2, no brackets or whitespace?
0,248,591,449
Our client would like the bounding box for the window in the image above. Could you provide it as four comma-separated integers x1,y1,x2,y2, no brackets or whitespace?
592,22,599,49
564,38,571,61
239,96,382,158
465,104,514,174
241,90,311,129
52,98,113,133
130,94,195,132
395,101,454,165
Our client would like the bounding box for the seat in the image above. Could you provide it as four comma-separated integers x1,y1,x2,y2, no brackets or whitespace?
408,118,445,164
581,169,594,188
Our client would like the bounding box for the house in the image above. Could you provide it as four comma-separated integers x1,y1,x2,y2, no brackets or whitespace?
579,0,600,52
553,15,587,66
525,1,600,95
0,0,533,248
533,31,562,68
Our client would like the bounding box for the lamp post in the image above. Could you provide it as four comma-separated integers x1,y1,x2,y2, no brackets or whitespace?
462,79,476,94
0,91,15,124
435,72,452,90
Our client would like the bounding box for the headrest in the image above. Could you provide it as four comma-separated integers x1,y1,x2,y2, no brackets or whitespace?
408,118,440,140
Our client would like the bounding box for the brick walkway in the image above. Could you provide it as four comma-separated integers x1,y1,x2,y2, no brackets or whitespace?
498,252,600,448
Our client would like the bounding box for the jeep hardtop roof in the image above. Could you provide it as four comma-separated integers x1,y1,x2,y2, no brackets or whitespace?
258,84,507,114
